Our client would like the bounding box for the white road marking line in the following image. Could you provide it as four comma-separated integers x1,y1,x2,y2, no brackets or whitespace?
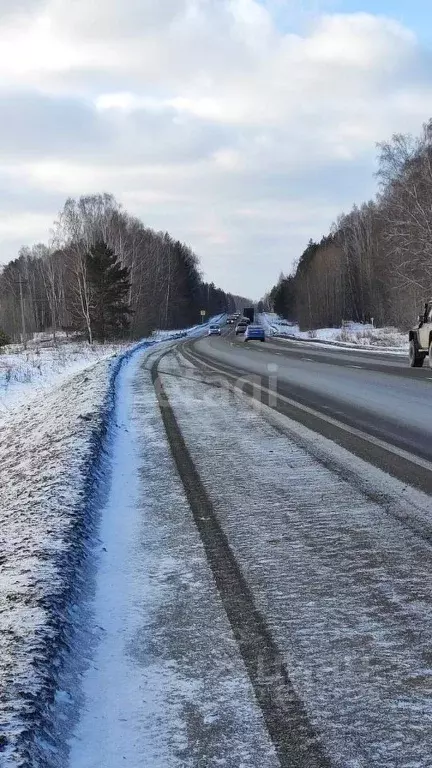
350,365,363,369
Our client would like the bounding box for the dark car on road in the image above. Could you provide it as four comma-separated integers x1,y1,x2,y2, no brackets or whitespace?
244,324,265,342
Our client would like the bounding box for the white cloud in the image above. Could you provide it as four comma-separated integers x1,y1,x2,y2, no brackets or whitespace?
0,0,430,296
0,210,53,239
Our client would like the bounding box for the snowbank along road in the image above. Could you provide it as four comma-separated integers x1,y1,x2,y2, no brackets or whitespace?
67,325,432,768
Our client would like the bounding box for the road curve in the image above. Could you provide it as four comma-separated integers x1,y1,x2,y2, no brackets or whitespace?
183,328,432,495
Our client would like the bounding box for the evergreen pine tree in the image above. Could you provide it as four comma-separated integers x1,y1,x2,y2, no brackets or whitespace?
86,241,131,342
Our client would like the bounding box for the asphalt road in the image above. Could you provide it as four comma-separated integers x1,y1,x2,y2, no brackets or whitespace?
157,341,432,767
184,327,432,495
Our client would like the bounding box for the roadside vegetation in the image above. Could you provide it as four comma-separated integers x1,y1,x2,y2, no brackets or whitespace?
260,314,408,350
0,336,127,415
265,119,432,332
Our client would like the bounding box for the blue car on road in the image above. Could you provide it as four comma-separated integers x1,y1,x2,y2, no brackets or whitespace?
244,324,265,342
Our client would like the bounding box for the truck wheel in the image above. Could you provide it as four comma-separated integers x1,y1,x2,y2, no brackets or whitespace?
409,339,424,367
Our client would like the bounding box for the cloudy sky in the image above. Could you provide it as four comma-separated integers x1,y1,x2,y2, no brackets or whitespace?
0,0,431,298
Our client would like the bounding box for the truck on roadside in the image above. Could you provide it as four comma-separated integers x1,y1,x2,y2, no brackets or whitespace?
409,300,432,367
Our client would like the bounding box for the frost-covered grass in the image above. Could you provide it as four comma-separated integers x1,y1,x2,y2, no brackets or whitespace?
259,313,408,351
0,341,129,417
0,316,225,418
0,361,112,765
334,324,407,348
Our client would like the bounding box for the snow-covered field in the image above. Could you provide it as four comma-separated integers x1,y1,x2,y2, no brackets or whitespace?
0,341,129,417
259,313,408,352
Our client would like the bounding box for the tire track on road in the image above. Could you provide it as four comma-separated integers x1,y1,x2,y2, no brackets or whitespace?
151,351,331,768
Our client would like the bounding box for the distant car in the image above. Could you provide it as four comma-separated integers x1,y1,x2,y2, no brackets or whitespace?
244,325,265,342
235,320,248,335
208,324,221,336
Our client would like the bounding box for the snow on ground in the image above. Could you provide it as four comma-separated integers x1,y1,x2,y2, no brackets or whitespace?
67,344,278,768
259,313,408,352
0,313,229,767
0,341,129,418
151,314,225,341
0,359,114,766
0,315,225,419
159,349,432,768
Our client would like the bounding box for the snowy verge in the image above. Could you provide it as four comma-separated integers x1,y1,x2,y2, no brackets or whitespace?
0,330,194,766
0,359,115,766
0,314,224,420
259,313,408,354
0,341,131,418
